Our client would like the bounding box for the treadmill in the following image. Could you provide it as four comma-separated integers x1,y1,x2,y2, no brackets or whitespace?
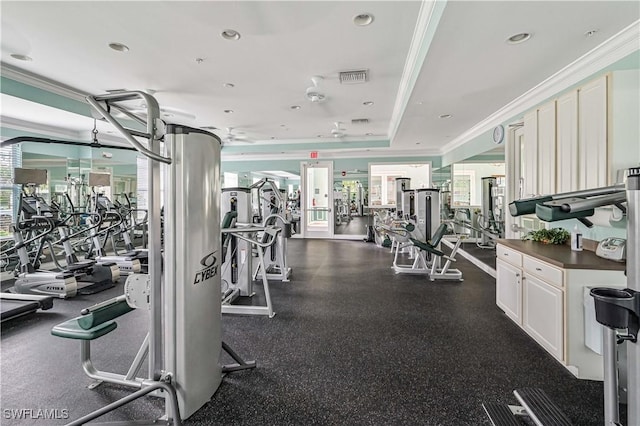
0,293,54,322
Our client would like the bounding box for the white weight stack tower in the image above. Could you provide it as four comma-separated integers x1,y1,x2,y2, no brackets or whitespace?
221,187,253,297
163,125,222,419
415,188,440,241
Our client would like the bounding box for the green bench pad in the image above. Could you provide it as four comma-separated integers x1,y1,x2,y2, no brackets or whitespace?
77,300,133,330
52,319,117,340
409,238,444,257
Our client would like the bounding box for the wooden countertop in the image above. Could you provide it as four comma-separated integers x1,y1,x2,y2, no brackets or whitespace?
496,239,626,271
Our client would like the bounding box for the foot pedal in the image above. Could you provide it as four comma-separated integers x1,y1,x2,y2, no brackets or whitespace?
514,388,572,426
482,403,522,426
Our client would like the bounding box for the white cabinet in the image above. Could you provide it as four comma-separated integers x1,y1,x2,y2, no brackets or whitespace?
495,243,627,380
496,260,522,325
537,101,557,194
522,272,564,361
516,75,609,198
578,75,608,189
522,110,538,197
556,91,579,193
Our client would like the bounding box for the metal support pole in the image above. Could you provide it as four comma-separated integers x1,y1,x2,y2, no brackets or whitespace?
626,169,640,426
603,327,620,425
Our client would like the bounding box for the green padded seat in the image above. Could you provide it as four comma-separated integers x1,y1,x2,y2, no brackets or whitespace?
403,223,415,232
409,223,449,257
52,319,117,340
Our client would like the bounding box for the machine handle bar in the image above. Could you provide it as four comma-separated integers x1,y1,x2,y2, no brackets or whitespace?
86,91,172,164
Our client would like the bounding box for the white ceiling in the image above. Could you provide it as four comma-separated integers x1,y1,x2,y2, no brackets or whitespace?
1,1,639,159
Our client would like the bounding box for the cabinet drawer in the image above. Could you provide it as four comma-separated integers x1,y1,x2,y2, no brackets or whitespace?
496,245,522,267
523,256,563,288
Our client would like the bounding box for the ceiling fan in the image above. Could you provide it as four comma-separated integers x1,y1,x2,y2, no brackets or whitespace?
218,127,253,145
306,76,327,103
331,121,346,138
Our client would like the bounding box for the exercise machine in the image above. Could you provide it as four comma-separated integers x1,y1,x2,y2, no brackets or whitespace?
1,293,54,322
48,90,257,424
395,177,411,218
221,188,254,300
85,174,143,274
252,178,292,282
9,168,78,298
476,176,505,249
485,169,638,425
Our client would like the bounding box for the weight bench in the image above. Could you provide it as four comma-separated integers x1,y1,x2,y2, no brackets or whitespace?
408,223,463,281
51,295,149,389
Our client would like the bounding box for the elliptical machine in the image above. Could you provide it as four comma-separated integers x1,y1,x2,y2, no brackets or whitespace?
84,173,143,275
11,168,77,298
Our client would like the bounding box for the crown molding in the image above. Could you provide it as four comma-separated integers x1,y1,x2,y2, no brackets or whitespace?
1,63,88,102
387,0,447,143
441,19,640,155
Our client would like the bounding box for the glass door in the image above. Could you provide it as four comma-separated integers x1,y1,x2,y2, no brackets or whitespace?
300,161,334,238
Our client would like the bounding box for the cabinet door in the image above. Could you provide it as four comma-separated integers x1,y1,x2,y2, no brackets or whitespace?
556,91,579,193
537,101,556,194
522,110,538,197
523,273,564,361
578,75,608,189
496,260,522,325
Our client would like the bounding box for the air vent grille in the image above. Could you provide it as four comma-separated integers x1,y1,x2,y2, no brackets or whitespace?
339,69,369,84
351,118,369,125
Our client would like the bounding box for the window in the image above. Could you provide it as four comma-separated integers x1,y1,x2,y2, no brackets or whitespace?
0,143,22,236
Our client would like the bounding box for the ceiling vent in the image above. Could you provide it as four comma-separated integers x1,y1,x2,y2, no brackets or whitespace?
351,118,369,125
339,69,368,84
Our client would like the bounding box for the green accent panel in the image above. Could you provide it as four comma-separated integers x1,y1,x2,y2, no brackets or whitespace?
222,156,441,175
222,139,390,154
20,140,82,158
1,77,92,117
441,129,495,167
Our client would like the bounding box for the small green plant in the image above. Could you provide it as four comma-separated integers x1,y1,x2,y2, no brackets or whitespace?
522,228,570,245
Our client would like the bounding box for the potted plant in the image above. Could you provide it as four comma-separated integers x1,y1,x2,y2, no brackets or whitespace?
522,228,570,245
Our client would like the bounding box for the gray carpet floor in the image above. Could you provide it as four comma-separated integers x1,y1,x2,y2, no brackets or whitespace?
1,239,614,425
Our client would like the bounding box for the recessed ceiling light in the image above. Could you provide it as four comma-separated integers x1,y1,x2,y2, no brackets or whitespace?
366,133,373,136
507,33,531,44
416,142,421,145
224,109,234,114
353,13,374,26
585,29,598,38
363,101,374,106
416,101,424,105
223,83,235,88
439,114,452,119
109,42,130,52
317,135,324,138
195,58,205,64
280,124,287,127
221,29,241,41
290,105,301,110
10,53,32,61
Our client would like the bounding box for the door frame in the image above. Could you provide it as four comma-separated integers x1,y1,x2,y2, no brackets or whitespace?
300,161,334,239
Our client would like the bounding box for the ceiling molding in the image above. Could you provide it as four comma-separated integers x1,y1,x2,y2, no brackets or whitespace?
440,19,640,155
387,0,447,143
1,116,81,140
222,146,440,162
1,63,88,102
